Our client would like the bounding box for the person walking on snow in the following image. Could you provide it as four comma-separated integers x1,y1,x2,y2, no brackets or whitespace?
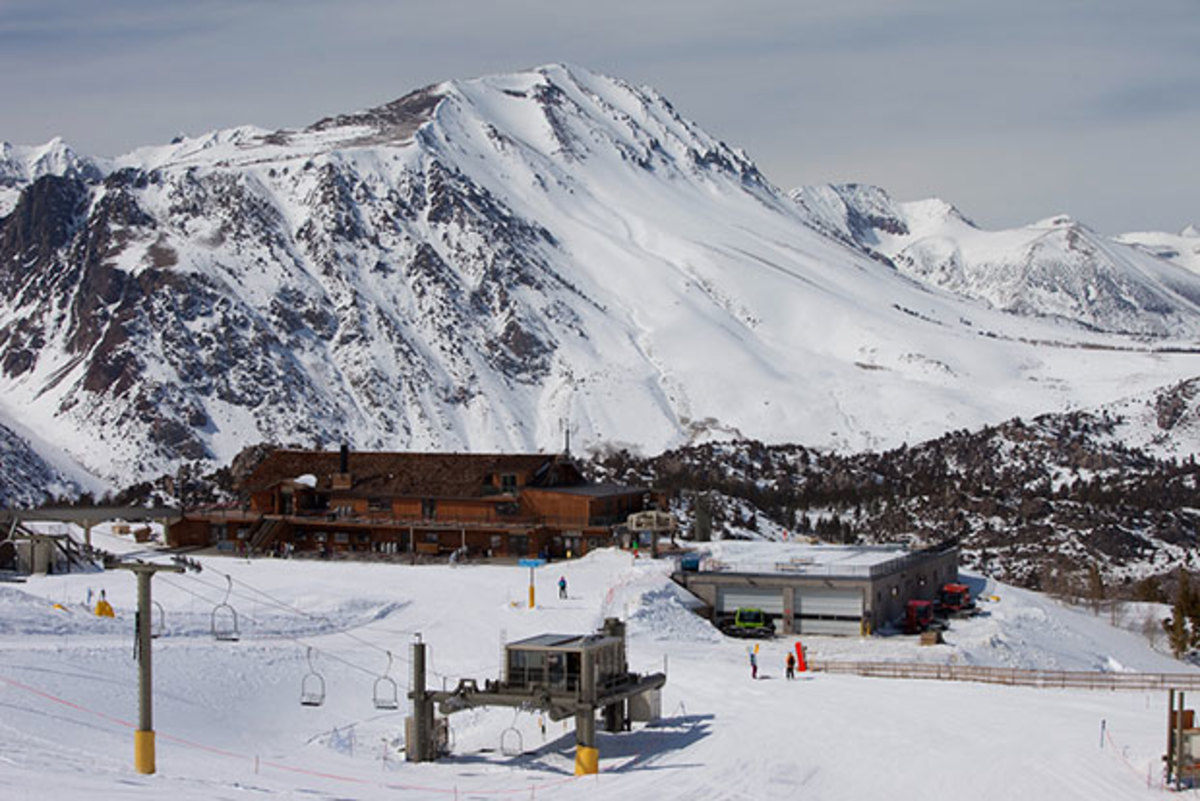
786,651,796,680
749,649,758,679
558,576,568,599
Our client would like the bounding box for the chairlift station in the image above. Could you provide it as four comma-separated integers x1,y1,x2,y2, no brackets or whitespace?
408,618,665,774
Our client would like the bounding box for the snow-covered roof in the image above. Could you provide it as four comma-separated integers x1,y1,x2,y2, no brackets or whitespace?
702,541,917,577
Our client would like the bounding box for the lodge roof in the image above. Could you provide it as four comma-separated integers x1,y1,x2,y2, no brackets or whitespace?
242,450,584,498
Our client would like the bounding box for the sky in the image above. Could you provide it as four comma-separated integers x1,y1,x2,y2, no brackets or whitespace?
0,0,1197,235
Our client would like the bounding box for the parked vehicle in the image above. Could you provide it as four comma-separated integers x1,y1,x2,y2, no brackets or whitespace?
935,583,978,617
902,600,936,634
718,607,775,639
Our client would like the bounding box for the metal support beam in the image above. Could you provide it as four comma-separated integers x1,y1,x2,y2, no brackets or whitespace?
112,560,186,774
407,637,436,762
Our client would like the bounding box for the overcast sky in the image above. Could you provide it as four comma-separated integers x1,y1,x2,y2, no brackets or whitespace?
1,0,1196,235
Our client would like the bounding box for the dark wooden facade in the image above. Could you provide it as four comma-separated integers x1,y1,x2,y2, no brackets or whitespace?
171,449,648,559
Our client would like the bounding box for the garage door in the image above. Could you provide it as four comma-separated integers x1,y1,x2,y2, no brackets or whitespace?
795,587,863,636
716,586,784,615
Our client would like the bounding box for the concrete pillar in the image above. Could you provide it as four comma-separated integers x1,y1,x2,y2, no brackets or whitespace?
574,707,598,775
406,639,436,762
603,701,624,732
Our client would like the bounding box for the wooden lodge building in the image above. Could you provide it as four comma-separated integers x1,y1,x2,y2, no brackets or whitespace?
169,447,651,559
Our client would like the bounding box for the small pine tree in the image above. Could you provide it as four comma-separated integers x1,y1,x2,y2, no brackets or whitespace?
1087,563,1105,615
693,493,712,543
1169,603,1190,658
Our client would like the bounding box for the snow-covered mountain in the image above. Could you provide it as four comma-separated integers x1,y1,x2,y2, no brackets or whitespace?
0,419,82,506
0,138,103,217
1,63,1199,491
790,183,1200,337
1114,225,1200,276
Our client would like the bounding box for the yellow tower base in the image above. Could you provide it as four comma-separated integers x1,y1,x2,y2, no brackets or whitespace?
135,729,156,774
574,745,598,775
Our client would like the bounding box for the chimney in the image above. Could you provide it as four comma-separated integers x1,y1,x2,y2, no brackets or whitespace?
332,443,352,490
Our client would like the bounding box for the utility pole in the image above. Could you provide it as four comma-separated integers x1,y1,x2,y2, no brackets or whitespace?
112,558,195,774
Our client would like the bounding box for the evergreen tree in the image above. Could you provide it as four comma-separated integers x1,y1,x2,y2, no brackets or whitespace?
693,493,712,543
1087,563,1105,615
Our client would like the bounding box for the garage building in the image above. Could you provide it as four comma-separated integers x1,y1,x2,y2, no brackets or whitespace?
673,541,959,636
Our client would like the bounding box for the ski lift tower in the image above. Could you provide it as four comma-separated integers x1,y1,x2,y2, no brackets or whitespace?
112,557,198,774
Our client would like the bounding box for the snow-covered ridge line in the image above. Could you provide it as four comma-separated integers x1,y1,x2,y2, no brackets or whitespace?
789,183,1200,338
2,63,1199,492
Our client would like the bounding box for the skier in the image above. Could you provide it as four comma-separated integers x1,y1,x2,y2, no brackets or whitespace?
785,651,796,680
558,576,568,599
749,649,758,680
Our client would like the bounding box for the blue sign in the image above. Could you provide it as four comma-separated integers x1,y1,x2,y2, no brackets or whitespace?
518,558,546,568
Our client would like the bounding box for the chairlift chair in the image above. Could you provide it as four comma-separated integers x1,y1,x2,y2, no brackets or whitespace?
300,647,326,707
373,650,400,710
151,599,166,639
210,575,240,642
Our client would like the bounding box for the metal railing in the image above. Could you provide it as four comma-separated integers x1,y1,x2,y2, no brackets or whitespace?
810,660,1200,690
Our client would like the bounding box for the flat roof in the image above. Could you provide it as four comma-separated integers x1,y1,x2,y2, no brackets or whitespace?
695,541,916,578
508,633,621,651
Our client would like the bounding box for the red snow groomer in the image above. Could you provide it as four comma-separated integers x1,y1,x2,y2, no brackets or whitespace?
935,583,977,618
902,600,937,634
903,600,951,635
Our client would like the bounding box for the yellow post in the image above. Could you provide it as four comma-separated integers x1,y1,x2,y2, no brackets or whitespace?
528,581,535,609
135,729,155,774
574,745,599,775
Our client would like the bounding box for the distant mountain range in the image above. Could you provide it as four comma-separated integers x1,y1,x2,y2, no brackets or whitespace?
1,63,1198,501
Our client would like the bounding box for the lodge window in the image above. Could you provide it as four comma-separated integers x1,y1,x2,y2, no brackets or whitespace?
501,473,517,492
421,499,436,519
213,524,228,542
368,498,388,512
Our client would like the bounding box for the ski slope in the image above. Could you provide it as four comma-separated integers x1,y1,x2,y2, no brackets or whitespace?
0,525,1191,799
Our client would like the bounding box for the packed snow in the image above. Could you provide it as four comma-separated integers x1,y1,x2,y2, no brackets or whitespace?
0,524,1193,799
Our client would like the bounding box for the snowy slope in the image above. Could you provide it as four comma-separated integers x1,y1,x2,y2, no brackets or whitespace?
2,65,1199,491
0,137,103,216
791,183,1200,337
1116,226,1200,276
0,535,1189,799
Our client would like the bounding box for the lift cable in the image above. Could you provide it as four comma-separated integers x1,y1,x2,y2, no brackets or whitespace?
173,567,488,683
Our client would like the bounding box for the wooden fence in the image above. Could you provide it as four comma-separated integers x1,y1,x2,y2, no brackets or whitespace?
809,660,1200,691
